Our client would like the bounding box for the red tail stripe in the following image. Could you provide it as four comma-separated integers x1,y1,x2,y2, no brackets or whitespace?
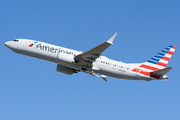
156,62,166,67
139,64,160,71
162,56,170,61
167,51,173,55
172,46,176,49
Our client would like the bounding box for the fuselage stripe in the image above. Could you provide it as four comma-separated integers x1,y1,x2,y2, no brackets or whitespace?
132,68,160,79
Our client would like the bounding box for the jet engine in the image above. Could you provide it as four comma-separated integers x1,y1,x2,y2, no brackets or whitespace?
56,64,77,75
57,52,75,64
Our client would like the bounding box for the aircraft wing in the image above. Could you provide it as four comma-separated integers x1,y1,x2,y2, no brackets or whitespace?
74,33,117,64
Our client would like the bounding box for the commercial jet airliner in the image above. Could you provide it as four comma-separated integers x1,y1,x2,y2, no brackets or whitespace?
4,33,176,81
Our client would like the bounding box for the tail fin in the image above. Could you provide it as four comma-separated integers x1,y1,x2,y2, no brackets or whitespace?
138,45,176,72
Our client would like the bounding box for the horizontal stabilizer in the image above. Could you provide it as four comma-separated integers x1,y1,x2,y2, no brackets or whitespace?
162,79,168,82
151,67,173,75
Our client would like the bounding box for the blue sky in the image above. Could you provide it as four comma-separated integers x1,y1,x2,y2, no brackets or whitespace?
1,0,180,120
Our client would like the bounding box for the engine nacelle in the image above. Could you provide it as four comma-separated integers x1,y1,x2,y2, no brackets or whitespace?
56,64,77,75
57,52,75,64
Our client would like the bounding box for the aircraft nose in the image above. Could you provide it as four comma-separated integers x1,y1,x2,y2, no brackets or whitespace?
4,41,11,48
4,42,8,46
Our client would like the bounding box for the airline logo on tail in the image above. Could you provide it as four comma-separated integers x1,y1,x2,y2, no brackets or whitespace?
132,45,176,79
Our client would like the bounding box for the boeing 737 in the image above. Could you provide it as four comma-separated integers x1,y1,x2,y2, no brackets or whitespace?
4,33,176,81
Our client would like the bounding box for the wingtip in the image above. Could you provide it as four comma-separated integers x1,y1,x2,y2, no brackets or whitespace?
107,32,118,44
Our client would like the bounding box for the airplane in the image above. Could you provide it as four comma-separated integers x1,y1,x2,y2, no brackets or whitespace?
4,33,176,81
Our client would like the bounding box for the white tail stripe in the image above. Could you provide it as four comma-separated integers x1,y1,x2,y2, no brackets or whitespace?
138,67,154,72
159,59,169,64
164,54,171,58
170,48,175,52
143,62,164,69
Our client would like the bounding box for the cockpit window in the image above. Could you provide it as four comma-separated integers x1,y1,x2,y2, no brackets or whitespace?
13,40,19,42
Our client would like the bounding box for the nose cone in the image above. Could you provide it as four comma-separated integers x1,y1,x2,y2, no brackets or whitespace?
4,42,8,47
4,41,11,49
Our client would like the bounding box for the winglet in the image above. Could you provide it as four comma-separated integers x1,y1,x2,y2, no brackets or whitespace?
107,32,117,44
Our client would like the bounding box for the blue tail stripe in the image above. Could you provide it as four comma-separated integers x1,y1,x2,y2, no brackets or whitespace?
151,57,161,61
154,55,163,59
158,52,166,56
162,49,168,52
169,45,174,48
161,50,168,54
165,48,171,51
147,60,158,64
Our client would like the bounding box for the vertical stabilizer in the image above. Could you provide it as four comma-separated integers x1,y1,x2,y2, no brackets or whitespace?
138,45,176,72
